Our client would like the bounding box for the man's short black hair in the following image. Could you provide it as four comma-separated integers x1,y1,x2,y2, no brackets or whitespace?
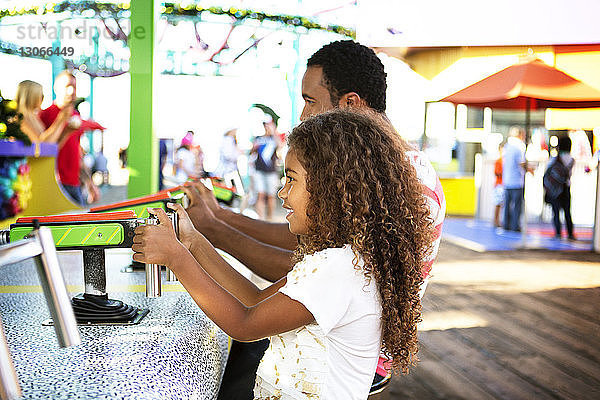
307,40,386,113
557,135,572,152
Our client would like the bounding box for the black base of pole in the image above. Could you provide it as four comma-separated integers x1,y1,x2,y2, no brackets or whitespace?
71,293,148,325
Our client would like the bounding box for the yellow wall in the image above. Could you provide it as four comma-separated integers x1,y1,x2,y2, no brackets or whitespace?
547,51,600,129
0,156,81,229
439,177,476,216
406,46,600,129
407,45,554,80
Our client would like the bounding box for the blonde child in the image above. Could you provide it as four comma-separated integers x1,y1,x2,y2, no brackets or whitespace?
15,80,73,144
133,109,434,399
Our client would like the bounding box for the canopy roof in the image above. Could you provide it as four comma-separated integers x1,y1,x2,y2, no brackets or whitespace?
441,58,600,109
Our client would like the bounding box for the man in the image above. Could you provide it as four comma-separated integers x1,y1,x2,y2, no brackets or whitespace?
40,71,103,206
251,115,281,220
185,40,445,399
502,126,528,232
544,136,575,240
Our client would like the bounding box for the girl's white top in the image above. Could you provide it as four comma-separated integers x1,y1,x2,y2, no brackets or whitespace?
254,245,382,400
175,147,196,183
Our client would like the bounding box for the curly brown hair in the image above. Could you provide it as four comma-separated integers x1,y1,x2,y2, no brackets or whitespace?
287,109,435,373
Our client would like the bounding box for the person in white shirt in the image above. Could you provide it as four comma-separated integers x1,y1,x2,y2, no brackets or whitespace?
132,109,435,399
502,126,528,232
175,131,197,183
214,128,241,178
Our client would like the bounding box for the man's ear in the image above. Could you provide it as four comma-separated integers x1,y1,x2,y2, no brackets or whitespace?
338,92,365,108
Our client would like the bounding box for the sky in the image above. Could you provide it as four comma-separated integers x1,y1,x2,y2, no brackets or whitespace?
1,0,599,180
358,0,600,47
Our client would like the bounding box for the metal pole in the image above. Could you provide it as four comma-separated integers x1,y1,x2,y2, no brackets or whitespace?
49,22,64,101
594,157,600,253
0,318,20,400
129,0,159,197
145,216,161,297
421,101,430,151
87,28,99,153
521,101,531,246
34,228,80,348
82,248,106,296
166,211,178,282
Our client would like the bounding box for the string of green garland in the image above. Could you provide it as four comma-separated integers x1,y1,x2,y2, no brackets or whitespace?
0,92,30,146
0,1,355,38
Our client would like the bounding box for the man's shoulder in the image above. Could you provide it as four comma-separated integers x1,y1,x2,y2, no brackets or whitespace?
406,150,438,190
38,104,60,127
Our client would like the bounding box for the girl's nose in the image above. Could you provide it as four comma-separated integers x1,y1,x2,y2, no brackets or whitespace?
277,185,287,200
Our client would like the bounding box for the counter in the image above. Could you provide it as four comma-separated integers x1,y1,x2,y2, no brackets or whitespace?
0,139,82,229
0,249,229,399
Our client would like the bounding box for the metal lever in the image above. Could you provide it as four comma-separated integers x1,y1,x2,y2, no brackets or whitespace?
165,210,178,282
144,216,161,297
0,318,20,400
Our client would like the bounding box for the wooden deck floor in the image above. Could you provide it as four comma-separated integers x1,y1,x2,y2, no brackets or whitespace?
383,241,600,400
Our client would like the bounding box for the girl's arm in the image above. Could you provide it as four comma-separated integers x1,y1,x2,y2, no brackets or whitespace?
39,105,74,143
161,248,313,341
19,114,41,143
133,207,313,340
185,181,298,251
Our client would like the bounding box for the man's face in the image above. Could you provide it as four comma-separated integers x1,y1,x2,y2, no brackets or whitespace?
55,75,77,105
300,66,335,121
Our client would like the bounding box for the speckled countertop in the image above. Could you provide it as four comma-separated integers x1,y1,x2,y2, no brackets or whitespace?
0,249,229,400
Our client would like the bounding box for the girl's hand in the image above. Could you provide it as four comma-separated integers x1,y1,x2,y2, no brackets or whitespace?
166,202,199,250
185,180,221,214
132,208,185,266
57,104,74,124
181,183,219,233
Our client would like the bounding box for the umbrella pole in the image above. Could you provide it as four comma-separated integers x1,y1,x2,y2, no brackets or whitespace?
594,157,600,253
521,100,531,247
421,101,431,151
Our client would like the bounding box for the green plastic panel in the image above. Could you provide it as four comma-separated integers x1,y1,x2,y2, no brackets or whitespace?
213,186,234,202
10,223,124,247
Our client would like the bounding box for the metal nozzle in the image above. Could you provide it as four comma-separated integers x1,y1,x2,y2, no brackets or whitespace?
181,194,190,209
145,216,161,297
165,211,179,282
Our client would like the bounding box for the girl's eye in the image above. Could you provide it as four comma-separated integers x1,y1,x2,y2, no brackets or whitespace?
286,176,294,183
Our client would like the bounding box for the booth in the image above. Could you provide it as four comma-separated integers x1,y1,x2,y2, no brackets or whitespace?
0,140,82,229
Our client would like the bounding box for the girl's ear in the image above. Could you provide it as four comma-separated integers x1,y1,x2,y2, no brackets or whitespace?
338,92,366,109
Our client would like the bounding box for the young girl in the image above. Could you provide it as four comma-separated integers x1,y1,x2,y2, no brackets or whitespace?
133,109,434,399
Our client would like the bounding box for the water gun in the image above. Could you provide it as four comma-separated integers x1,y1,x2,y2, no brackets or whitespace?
5,210,177,324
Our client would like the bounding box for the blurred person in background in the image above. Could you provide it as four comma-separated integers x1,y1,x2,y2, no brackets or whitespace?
250,115,281,220
544,136,575,240
193,141,206,178
214,128,240,179
493,143,504,228
175,130,197,183
569,129,592,161
159,139,168,190
39,71,104,206
16,79,73,144
80,146,101,204
502,126,528,232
